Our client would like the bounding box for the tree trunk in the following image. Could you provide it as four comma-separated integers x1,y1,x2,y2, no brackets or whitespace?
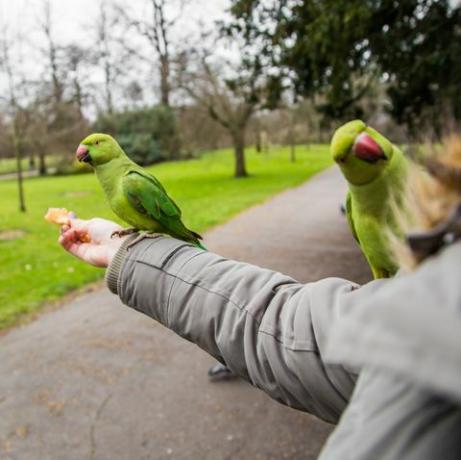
255,118,261,153
38,148,47,176
255,129,261,153
29,154,35,170
105,61,114,115
160,57,170,107
290,142,296,163
232,130,248,178
12,120,26,212
74,79,84,119
289,109,296,162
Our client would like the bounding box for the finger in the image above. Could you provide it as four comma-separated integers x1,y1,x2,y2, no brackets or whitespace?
60,228,85,246
59,228,78,250
59,234,75,252
65,220,92,242
59,230,90,257
59,232,103,266
60,238,88,260
59,234,74,253
68,217,89,232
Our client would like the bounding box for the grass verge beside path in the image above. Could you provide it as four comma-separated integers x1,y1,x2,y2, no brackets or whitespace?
0,155,60,176
0,145,331,328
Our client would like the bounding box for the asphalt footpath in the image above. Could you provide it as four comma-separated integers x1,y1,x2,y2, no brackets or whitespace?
0,167,371,460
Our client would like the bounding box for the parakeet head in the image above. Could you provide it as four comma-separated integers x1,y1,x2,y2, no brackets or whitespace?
331,120,395,185
76,133,124,166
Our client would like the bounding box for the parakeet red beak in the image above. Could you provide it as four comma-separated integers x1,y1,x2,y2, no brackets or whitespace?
76,145,92,163
353,133,386,163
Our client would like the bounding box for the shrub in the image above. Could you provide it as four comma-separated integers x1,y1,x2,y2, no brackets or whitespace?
93,105,181,165
117,133,162,166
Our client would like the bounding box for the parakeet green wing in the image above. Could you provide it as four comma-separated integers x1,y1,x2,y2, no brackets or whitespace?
122,170,202,243
345,192,358,243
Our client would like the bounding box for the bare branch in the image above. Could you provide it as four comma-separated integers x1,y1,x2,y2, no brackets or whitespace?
0,27,26,210
116,0,189,106
39,0,63,103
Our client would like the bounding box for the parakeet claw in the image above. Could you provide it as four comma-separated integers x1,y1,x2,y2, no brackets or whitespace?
124,231,164,250
142,231,163,238
111,228,138,239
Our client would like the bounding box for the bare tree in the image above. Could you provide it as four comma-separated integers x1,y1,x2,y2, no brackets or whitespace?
179,55,264,177
143,0,172,106
125,80,144,109
0,32,26,212
32,0,65,175
29,0,89,175
97,1,115,114
148,0,171,106
64,45,89,117
177,102,230,154
175,6,282,177
119,0,187,107
93,1,137,114
40,0,63,105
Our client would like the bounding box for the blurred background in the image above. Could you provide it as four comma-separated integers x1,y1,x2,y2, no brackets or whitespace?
1,0,459,181
0,1,459,458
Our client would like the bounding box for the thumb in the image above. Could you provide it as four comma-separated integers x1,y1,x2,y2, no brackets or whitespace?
68,217,89,231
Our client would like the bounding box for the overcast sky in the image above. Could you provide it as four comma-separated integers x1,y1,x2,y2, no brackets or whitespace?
0,0,230,45
0,0,230,112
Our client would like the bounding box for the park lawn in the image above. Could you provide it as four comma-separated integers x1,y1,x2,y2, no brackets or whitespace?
0,145,332,329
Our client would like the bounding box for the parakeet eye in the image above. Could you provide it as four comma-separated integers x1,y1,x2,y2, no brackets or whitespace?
95,140,99,145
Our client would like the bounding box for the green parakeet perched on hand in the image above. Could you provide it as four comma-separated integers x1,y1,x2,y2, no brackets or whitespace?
75,133,203,247
331,120,408,279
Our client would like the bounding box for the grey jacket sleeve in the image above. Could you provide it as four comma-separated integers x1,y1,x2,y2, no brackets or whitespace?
325,242,461,405
106,235,374,423
319,243,461,460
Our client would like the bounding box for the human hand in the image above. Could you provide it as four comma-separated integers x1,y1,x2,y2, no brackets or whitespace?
59,217,126,268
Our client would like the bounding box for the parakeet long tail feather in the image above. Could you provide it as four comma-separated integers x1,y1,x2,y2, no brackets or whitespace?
191,230,203,240
196,241,207,250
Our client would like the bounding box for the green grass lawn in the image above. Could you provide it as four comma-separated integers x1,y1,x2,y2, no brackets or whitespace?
0,145,331,329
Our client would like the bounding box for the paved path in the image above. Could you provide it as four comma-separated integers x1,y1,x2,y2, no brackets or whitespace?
0,167,371,460
0,167,57,181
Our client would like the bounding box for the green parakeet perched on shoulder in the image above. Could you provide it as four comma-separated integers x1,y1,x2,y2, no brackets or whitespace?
75,133,203,247
331,120,408,279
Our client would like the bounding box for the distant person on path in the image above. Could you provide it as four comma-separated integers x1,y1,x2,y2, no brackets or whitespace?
59,137,461,459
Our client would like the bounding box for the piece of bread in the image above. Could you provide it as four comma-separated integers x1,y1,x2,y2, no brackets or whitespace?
44,208,91,243
44,208,72,225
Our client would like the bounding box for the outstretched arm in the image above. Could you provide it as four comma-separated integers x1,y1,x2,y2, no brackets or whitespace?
60,217,375,423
